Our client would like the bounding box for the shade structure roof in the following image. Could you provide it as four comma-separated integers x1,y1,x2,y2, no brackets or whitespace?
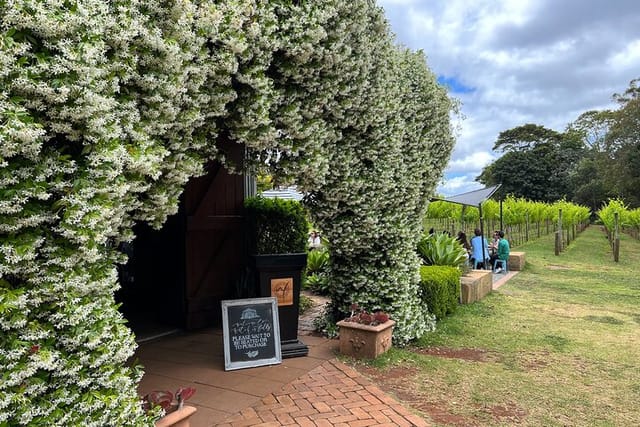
431,184,501,208
260,186,304,201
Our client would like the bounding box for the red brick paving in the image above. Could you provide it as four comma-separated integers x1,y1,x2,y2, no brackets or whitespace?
214,360,430,427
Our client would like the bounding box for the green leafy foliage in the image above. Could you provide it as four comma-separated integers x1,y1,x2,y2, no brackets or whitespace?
244,196,308,254
417,232,468,268
304,248,332,295
304,273,331,295
299,294,314,314
419,265,461,319
425,197,591,244
306,248,329,275
597,199,630,235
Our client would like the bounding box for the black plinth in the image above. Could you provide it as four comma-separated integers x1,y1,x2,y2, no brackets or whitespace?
251,253,308,358
281,339,309,358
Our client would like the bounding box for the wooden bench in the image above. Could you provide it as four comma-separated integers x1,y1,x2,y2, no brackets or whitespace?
508,251,526,271
460,270,492,304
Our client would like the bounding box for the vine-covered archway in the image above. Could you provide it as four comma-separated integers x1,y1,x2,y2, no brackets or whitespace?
0,1,454,424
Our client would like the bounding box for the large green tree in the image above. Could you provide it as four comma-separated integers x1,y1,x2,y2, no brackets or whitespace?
566,110,616,212
607,79,640,207
567,78,640,210
477,124,584,202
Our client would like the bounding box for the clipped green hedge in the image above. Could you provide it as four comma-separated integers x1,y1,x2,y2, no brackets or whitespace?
245,196,308,254
419,265,461,319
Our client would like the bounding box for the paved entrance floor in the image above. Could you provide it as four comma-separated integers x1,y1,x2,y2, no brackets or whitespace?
492,270,519,290
136,330,429,426
136,274,518,426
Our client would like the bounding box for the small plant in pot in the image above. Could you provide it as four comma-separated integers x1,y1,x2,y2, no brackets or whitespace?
336,304,395,359
342,304,390,326
142,387,197,427
244,196,309,358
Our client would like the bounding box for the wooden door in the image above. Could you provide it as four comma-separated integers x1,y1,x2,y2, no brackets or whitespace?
184,143,247,329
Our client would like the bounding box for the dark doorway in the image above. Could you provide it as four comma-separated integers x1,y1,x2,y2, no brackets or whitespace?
117,208,187,341
117,142,248,340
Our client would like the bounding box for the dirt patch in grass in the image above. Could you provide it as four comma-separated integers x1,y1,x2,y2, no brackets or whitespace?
480,402,528,423
353,348,543,425
357,365,481,426
547,264,572,270
413,346,502,363
517,351,551,371
415,401,481,426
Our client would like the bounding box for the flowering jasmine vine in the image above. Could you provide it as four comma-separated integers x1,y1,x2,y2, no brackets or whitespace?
1,0,454,424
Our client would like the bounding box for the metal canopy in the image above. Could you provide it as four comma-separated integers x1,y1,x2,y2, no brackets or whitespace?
430,184,502,270
431,184,501,208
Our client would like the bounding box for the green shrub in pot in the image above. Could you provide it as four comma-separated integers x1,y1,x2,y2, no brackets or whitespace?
244,196,310,358
244,196,308,254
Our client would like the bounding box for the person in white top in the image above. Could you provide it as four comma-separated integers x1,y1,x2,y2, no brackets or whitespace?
308,231,321,249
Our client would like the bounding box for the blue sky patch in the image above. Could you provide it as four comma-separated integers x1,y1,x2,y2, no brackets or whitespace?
437,75,475,94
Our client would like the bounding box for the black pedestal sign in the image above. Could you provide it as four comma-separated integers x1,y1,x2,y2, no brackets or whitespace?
221,297,282,371
251,253,309,358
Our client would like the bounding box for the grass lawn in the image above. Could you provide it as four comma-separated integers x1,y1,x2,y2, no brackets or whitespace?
350,226,640,426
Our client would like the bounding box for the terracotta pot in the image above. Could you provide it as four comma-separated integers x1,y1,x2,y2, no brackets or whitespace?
336,319,395,359
155,405,197,427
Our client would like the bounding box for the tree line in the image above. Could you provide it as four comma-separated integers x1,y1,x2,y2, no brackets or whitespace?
478,78,640,212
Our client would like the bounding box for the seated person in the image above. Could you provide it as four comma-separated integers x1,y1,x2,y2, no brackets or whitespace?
456,231,471,259
487,230,499,255
489,230,510,272
469,228,490,269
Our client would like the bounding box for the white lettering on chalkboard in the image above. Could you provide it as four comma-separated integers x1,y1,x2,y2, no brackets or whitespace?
230,318,273,353
231,319,272,335
231,332,272,351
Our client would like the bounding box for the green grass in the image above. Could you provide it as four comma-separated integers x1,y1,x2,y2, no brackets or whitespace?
351,226,640,426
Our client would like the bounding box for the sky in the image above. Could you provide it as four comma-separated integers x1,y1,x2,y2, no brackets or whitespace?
377,0,640,196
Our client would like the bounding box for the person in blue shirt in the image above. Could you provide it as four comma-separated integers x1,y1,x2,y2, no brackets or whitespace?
470,228,490,269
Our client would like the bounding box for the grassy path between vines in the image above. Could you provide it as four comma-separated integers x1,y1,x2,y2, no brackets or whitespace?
350,226,640,426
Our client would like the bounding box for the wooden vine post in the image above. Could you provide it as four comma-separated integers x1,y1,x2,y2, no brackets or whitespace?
614,212,620,262
555,208,562,255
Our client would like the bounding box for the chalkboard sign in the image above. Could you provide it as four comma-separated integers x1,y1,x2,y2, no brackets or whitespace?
221,297,282,371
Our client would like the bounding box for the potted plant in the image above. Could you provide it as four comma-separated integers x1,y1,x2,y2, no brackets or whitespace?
142,387,197,427
245,196,309,358
336,304,395,359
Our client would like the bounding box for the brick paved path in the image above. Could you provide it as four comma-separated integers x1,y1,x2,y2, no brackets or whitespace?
215,359,429,427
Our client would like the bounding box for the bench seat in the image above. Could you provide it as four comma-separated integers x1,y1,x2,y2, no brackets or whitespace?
460,270,492,304
508,251,526,271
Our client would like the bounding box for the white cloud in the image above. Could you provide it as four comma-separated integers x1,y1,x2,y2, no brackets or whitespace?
379,0,640,193
608,39,640,70
447,151,495,175
437,174,483,197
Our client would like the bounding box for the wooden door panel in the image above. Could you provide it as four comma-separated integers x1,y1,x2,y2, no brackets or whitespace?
184,142,246,329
